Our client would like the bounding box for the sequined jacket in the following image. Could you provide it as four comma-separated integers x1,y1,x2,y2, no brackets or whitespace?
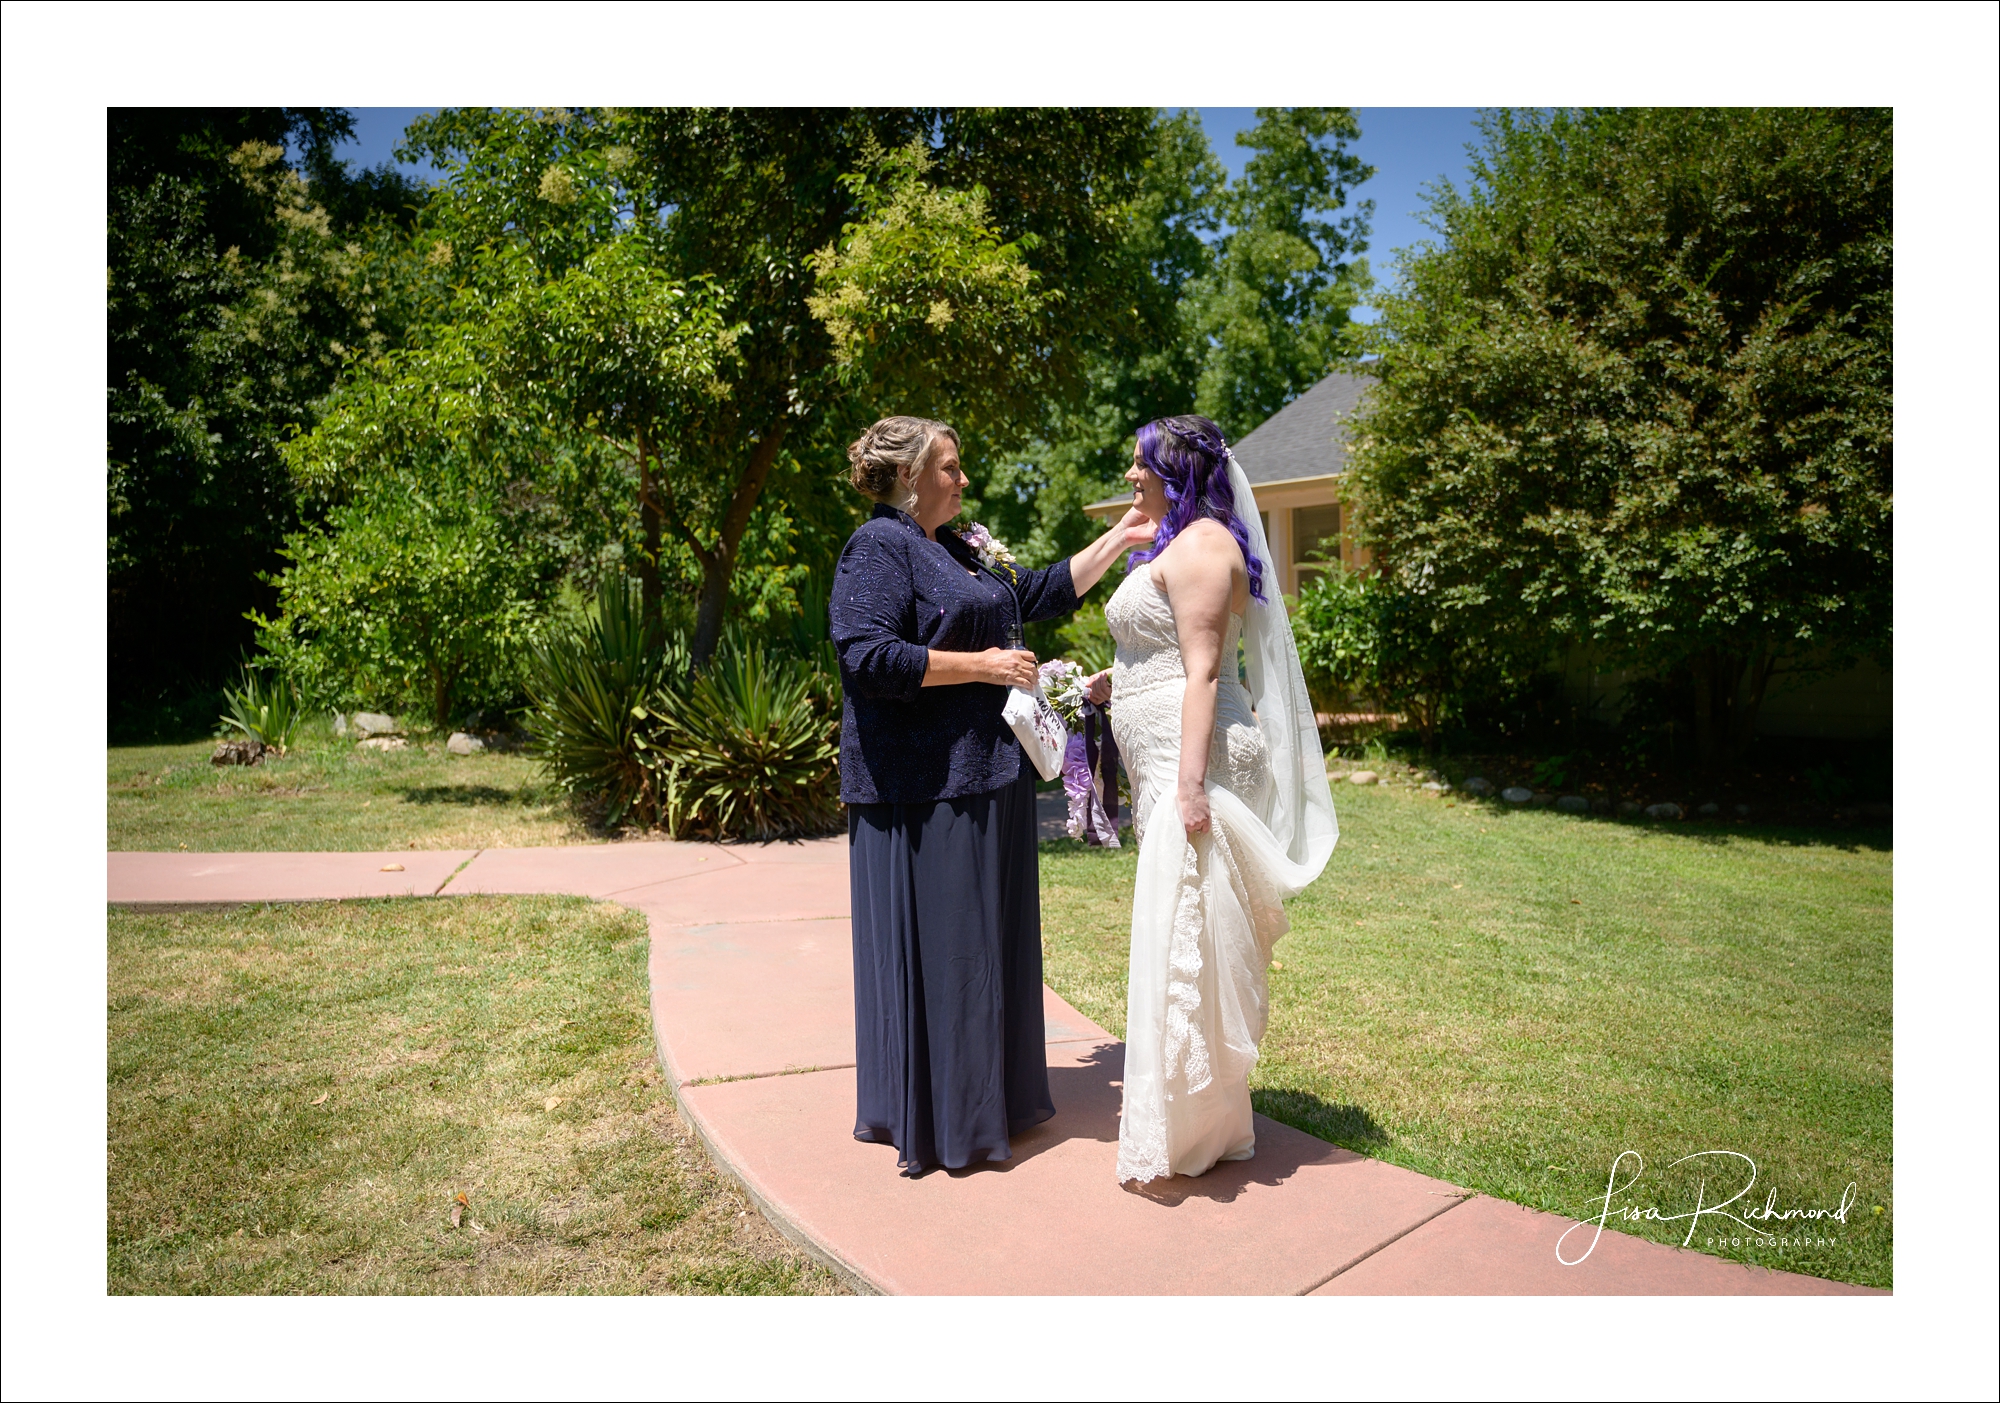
830,505,1078,805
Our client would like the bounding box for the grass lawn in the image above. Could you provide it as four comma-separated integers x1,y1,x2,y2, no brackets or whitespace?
109,730,593,851
1039,780,1893,1290
108,896,843,1294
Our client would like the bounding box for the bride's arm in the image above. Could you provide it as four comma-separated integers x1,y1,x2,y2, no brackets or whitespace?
1158,524,1241,835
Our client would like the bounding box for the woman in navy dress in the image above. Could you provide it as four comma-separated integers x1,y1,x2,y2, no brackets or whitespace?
831,416,1148,1175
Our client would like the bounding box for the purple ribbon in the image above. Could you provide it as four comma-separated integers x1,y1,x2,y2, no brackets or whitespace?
1062,702,1122,846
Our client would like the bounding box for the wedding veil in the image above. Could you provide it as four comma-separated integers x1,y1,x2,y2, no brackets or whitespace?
1226,450,1339,879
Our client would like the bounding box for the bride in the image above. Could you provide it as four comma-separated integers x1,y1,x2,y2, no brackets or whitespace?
1084,415,1339,1184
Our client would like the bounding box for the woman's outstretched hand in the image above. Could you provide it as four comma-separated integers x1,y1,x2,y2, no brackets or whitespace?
1085,670,1112,705
1116,505,1156,548
1067,506,1159,598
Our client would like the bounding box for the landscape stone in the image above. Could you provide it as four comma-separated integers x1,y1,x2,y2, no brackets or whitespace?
1421,781,1449,792
1555,795,1590,814
358,736,409,752
1735,804,1753,818
1617,801,1643,817
352,711,399,738
332,713,349,737
1348,771,1379,786
1528,792,1555,809
1697,802,1721,817
1591,797,1614,815
1501,786,1532,804
211,739,266,767
1462,777,1494,797
446,732,486,756
1644,802,1684,820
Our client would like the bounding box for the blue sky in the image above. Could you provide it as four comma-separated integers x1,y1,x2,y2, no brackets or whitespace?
337,106,1482,304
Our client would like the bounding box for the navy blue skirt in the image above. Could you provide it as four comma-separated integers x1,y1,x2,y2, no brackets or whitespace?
847,756,1053,1174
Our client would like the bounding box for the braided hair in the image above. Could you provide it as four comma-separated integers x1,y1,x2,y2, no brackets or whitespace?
1126,414,1267,603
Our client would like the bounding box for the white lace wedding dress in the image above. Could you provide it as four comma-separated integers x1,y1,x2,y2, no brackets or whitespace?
1105,460,1338,1183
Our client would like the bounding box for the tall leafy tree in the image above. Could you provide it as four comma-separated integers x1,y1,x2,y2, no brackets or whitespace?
1351,108,1892,767
974,107,1374,571
107,108,422,709
380,107,1156,663
1189,106,1375,434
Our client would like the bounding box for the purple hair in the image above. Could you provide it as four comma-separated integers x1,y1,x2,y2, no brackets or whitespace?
1126,415,1268,603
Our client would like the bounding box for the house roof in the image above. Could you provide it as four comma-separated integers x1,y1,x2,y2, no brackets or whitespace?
1228,367,1375,485
1082,367,1377,516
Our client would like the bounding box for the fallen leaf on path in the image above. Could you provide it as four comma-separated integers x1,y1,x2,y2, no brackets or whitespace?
1270,961,1284,971
311,1092,329,1105
451,1192,468,1228
380,863,405,872
544,1096,564,1111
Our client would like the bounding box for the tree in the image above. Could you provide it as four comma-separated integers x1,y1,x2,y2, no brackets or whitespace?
387,107,1158,665
1351,108,1891,767
969,108,1375,574
1188,107,1375,435
107,108,423,709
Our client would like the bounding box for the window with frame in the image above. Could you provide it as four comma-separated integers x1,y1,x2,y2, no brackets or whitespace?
1291,503,1343,581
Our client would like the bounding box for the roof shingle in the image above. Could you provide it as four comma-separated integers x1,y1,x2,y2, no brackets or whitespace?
1227,368,1375,485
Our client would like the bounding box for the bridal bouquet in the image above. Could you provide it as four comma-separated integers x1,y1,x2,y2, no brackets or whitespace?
1036,658,1092,729
1039,658,1121,847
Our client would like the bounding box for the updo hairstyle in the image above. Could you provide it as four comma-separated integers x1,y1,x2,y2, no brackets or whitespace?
847,416,960,509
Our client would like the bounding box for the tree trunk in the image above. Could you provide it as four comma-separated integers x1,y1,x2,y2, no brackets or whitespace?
689,421,790,667
432,664,450,733
635,428,664,642
1692,651,1719,770
1728,646,1777,759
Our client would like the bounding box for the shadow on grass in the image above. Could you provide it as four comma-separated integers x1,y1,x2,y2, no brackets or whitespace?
1442,797,1891,854
1252,1088,1391,1150
393,784,545,809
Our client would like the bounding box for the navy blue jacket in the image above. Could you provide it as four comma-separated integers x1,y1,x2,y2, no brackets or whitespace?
831,505,1078,805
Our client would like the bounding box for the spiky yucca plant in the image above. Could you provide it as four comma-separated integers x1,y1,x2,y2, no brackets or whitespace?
647,641,841,842
522,577,684,828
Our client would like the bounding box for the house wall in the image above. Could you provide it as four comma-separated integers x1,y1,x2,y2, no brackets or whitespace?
1241,477,1363,597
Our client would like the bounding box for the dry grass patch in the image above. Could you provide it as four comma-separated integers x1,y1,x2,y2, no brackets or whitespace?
109,897,843,1294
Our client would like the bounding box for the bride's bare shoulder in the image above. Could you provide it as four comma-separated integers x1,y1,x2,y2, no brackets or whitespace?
1163,518,1246,571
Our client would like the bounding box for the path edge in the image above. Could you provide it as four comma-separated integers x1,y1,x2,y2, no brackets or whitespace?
643,941,886,1296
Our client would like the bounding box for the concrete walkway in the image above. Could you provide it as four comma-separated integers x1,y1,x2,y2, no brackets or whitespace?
108,841,1880,1296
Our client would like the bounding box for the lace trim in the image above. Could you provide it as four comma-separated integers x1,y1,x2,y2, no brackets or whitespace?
1160,841,1211,1097
1115,1103,1169,1184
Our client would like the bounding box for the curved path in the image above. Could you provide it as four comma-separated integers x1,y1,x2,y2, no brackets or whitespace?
109,842,1879,1296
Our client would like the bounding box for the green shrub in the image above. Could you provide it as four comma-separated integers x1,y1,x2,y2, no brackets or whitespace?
253,487,545,730
217,664,305,753
522,577,684,829
523,579,841,840
647,641,841,842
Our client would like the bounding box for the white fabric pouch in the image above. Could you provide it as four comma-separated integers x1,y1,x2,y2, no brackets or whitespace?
1003,684,1068,782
